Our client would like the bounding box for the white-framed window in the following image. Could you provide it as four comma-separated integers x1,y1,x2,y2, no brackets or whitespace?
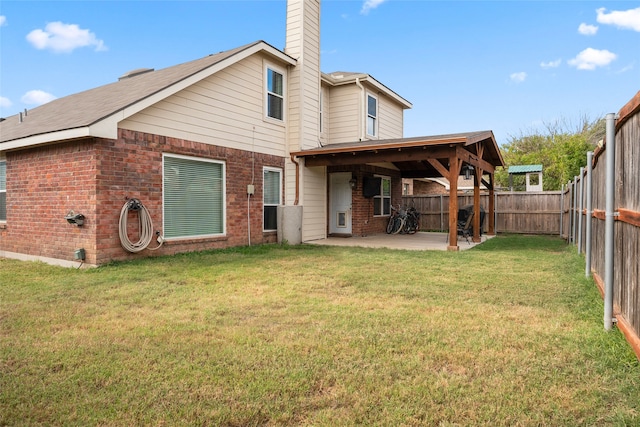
0,158,6,222
263,167,282,231
265,63,285,121
373,175,391,216
163,154,225,239
366,93,378,137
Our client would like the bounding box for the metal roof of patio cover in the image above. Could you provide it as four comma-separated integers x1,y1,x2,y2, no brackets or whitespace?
291,130,505,250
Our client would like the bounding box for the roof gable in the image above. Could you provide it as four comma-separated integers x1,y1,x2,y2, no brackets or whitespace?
1,41,296,149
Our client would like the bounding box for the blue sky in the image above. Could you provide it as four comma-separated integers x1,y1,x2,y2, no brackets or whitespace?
1,0,638,146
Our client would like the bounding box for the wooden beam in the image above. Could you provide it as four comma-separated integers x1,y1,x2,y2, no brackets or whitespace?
472,167,482,242
455,146,495,173
426,158,450,178
303,146,456,167
488,173,495,235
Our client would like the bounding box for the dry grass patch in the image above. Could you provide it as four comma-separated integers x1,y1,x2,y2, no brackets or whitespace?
1,235,639,426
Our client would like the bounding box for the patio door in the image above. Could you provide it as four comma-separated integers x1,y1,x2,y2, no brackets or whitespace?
329,172,352,235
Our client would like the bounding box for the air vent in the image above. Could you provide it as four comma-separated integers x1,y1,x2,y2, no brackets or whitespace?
118,68,154,80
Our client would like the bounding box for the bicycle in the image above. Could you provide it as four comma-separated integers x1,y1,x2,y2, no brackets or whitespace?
386,204,420,235
386,205,405,234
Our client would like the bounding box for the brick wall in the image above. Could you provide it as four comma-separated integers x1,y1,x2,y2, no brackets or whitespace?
413,179,448,195
1,139,97,262
0,130,285,265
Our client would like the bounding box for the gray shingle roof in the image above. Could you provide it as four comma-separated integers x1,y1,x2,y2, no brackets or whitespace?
0,41,266,144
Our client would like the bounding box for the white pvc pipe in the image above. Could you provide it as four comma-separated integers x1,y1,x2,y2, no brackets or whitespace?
585,152,593,277
604,113,616,331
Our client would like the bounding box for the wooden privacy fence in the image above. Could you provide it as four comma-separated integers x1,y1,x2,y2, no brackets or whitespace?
563,91,640,359
402,191,563,235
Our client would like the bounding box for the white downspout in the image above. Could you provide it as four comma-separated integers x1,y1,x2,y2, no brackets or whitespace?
355,77,365,141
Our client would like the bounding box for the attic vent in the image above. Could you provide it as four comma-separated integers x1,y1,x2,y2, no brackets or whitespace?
118,68,155,80
332,73,344,79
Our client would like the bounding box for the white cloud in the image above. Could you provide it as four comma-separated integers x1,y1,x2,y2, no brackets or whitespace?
596,7,640,32
540,59,562,69
26,21,107,53
21,90,57,105
568,48,617,70
0,16,6,27
0,96,12,108
578,23,598,35
510,72,527,83
361,0,386,15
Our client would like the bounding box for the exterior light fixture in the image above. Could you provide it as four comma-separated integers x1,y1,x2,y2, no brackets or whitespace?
349,177,357,189
65,211,85,226
464,165,473,180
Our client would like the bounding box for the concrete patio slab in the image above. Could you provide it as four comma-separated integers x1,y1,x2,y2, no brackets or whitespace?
305,232,494,251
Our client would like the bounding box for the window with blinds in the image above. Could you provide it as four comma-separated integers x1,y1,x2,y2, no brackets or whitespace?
0,160,6,222
263,167,282,231
163,154,225,239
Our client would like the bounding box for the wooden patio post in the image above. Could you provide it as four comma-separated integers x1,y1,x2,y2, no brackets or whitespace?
488,173,496,235
448,156,460,251
472,167,482,243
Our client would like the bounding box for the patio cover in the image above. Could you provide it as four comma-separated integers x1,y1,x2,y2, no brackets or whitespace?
291,131,505,250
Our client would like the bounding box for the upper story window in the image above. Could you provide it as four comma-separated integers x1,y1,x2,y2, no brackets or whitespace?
366,93,378,137
0,159,6,222
266,64,285,121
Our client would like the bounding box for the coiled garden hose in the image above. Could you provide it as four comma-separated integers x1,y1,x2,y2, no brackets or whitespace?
118,198,163,253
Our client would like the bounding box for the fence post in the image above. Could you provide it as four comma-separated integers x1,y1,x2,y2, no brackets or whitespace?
560,184,564,238
572,177,578,245
585,151,593,277
604,113,617,331
578,167,584,254
440,194,444,231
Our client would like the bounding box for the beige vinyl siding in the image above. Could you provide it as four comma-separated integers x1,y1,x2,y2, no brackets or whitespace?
285,0,320,152
378,98,404,139
327,85,361,144
120,53,287,157
301,165,326,241
284,158,297,206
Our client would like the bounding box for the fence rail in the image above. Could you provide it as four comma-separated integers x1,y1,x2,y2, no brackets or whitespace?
402,191,562,235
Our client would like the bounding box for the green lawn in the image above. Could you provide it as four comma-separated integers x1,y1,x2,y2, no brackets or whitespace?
1,235,639,426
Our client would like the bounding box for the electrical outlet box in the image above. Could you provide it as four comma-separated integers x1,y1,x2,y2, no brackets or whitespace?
247,184,255,195
74,248,86,261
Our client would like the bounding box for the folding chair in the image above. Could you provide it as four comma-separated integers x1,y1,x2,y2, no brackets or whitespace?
457,211,474,244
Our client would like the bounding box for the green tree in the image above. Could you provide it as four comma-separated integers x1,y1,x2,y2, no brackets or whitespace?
496,116,604,191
